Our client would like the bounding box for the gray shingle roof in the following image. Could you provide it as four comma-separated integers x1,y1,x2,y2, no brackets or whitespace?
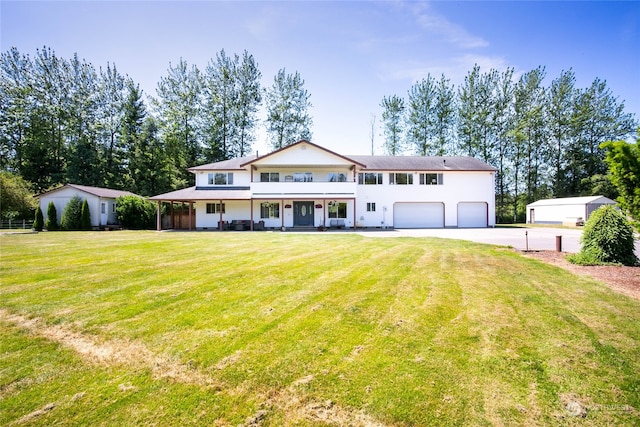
188,154,495,172
348,155,495,171
39,184,140,199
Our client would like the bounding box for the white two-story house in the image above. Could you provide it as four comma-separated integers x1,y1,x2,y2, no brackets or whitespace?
149,140,496,230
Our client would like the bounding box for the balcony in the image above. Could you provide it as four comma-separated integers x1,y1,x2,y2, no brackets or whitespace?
250,181,357,199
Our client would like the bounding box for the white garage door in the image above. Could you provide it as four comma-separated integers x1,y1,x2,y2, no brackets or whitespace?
394,202,444,228
458,202,488,228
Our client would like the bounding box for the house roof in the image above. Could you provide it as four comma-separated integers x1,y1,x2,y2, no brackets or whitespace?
39,184,140,199
148,186,251,201
348,155,497,171
527,196,616,207
187,140,496,173
189,155,258,171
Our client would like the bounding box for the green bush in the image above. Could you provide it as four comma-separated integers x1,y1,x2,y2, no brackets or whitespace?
568,205,638,266
33,205,44,231
80,199,91,230
46,201,58,230
115,195,156,230
60,196,84,230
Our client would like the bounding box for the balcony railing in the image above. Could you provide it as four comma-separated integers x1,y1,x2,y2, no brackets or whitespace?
250,181,357,197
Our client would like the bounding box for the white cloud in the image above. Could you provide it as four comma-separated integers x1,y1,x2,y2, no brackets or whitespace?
404,1,489,49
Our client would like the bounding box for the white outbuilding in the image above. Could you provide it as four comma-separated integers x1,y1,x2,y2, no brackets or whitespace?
38,184,139,229
526,195,616,225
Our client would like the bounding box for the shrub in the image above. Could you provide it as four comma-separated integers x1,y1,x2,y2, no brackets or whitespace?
568,205,638,266
33,206,44,231
80,199,91,230
115,195,156,230
60,196,84,230
46,201,58,230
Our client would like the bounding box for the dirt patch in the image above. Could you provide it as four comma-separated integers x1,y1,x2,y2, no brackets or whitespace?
2,309,388,426
521,251,640,301
0,309,220,388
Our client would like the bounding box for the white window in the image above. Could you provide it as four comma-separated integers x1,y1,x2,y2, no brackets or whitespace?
419,173,443,185
389,173,413,185
328,172,348,182
260,172,279,182
260,202,280,219
208,173,233,185
358,173,383,185
101,203,106,214
206,203,225,214
293,172,313,182
112,203,116,213
366,202,376,212
328,201,347,218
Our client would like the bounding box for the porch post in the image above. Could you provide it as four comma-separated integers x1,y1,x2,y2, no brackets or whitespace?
353,198,357,230
156,201,162,231
170,202,175,229
250,199,254,230
188,201,193,231
281,199,285,229
323,200,326,227
219,199,223,230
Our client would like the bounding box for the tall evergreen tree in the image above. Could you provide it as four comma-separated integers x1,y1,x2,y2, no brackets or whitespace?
265,68,312,149
433,74,456,156
547,69,576,196
96,63,127,188
568,78,636,195
380,94,405,155
407,74,437,155
233,50,262,157
153,58,203,188
121,80,147,192
513,67,549,205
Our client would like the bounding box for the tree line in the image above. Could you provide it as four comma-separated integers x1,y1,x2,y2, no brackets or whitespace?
0,46,313,197
379,66,637,221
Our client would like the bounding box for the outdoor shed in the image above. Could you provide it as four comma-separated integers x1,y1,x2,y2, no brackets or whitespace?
38,184,139,228
526,195,616,225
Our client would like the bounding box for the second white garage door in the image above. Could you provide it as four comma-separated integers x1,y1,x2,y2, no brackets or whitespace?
393,202,444,228
457,202,488,228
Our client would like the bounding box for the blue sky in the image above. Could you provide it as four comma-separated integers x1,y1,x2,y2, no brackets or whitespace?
2,1,638,156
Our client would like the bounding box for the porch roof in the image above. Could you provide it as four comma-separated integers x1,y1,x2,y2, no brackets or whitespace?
148,186,251,201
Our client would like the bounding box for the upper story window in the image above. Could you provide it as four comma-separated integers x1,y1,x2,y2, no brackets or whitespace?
208,172,234,185
389,173,413,185
328,172,348,182
419,173,444,185
358,173,383,185
260,172,279,182
293,172,313,182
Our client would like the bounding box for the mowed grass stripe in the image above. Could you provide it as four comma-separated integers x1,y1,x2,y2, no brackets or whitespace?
1,231,639,426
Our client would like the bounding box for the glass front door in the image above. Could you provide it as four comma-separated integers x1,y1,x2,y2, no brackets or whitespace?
293,201,314,226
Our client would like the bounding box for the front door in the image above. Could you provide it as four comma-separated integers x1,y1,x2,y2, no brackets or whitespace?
293,201,314,226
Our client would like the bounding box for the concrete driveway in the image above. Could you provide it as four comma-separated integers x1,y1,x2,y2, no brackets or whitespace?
355,226,640,257
356,227,584,252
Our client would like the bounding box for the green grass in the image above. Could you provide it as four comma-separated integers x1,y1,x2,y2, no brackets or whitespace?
1,231,639,426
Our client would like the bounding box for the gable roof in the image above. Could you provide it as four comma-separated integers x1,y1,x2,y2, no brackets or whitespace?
39,184,140,199
240,140,367,168
527,196,616,207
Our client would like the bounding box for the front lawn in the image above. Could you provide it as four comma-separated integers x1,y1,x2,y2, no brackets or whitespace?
1,231,638,425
